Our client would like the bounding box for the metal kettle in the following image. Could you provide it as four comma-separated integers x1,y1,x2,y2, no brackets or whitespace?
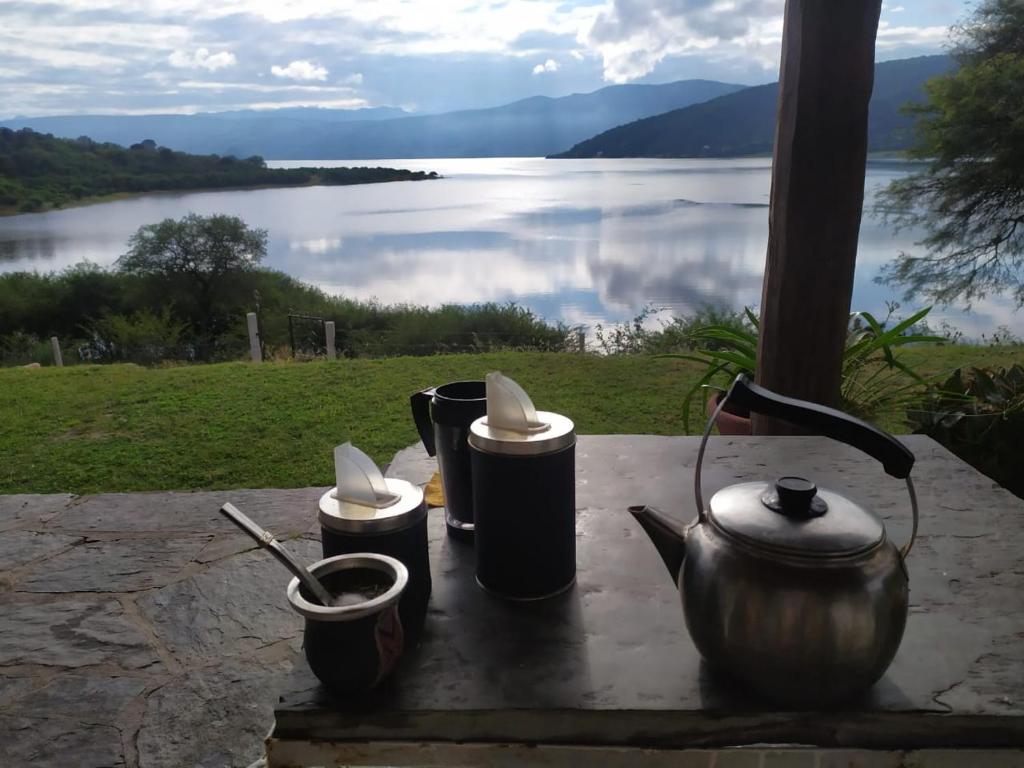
630,374,919,705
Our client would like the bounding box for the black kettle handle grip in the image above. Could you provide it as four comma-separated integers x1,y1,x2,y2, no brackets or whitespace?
725,374,914,479
410,388,437,457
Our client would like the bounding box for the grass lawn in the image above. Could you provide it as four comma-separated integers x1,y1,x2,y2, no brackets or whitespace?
2,346,1022,494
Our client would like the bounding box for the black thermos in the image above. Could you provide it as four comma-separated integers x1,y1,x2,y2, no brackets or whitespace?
318,479,431,648
469,410,576,600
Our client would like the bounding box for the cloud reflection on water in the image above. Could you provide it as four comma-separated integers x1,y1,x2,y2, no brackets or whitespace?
0,157,1018,339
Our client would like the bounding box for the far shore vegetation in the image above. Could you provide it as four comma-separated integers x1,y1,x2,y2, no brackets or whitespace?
0,127,437,215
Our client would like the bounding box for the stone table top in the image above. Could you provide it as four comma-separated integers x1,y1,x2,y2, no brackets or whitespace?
2,436,1022,768
271,435,1024,751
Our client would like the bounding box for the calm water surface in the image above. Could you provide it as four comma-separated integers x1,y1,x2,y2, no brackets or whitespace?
0,157,1018,337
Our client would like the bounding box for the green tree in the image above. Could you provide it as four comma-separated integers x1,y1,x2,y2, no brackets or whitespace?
117,213,267,348
877,0,1024,307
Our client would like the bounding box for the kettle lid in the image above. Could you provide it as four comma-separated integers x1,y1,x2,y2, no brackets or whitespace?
708,477,885,558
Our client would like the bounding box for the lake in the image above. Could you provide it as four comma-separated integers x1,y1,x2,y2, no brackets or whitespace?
0,157,1019,339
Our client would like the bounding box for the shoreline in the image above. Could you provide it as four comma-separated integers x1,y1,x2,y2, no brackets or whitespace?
0,172,439,217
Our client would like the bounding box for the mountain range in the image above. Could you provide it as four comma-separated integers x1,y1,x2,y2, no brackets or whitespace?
0,80,744,160
551,55,954,158
0,56,951,161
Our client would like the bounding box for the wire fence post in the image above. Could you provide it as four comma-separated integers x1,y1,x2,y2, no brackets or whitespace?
253,289,267,361
246,312,262,363
325,321,336,360
50,336,63,367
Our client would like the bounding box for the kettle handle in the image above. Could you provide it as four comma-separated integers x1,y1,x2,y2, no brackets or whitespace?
728,374,915,477
694,374,919,559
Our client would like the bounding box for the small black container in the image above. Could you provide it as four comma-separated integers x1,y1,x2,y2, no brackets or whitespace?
287,553,408,694
410,380,487,538
470,410,577,600
319,479,430,648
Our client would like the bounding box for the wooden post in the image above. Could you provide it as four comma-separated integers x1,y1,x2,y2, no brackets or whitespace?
325,321,336,360
50,336,63,367
246,312,262,363
754,0,882,434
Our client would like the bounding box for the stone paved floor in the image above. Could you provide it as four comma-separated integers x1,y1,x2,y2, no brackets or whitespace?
0,486,332,768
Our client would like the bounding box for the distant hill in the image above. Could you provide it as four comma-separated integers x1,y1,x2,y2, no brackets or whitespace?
0,129,436,214
0,80,744,160
551,55,954,159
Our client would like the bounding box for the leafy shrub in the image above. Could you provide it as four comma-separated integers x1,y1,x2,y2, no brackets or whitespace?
336,302,573,357
908,365,1024,499
0,331,51,365
593,304,753,355
667,306,945,430
82,307,190,364
0,263,576,366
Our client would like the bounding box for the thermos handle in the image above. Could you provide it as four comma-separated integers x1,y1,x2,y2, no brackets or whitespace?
410,388,437,457
694,374,918,560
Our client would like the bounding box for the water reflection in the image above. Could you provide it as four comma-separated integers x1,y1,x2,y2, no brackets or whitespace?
0,157,1018,338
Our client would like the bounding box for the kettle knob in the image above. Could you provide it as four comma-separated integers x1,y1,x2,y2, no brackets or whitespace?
762,476,828,518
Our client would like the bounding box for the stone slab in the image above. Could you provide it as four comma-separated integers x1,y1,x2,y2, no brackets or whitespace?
16,535,212,593
48,488,327,538
13,673,148,721
0,714,125,767
137,657,297,768
0,494,73,532
0,530,83,570
265,741,1024,768
0,598,161,669
137,538,320,660
0,674,39,706
274,435,1024,750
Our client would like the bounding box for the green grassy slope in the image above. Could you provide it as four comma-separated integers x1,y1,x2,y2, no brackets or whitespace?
2,346,1021,494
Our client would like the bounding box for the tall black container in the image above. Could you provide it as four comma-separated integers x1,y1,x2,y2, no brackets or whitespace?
318,479,431,647
469,411,577,600
410,380,487,538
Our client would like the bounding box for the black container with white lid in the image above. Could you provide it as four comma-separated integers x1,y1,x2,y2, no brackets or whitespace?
469,373,577,600
318,443,431,647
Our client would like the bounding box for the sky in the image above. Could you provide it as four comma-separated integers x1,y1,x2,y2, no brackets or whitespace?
0,0,969,118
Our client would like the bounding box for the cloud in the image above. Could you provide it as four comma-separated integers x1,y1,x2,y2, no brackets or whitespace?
177,80,356,93
532,58,559,75
168,47,237,71
271,60,328,81
0,0,958,117
585,0,785,82
876,23,948,50
510,30,578,53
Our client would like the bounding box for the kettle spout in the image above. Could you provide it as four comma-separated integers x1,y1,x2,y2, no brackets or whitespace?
628,505,688,583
